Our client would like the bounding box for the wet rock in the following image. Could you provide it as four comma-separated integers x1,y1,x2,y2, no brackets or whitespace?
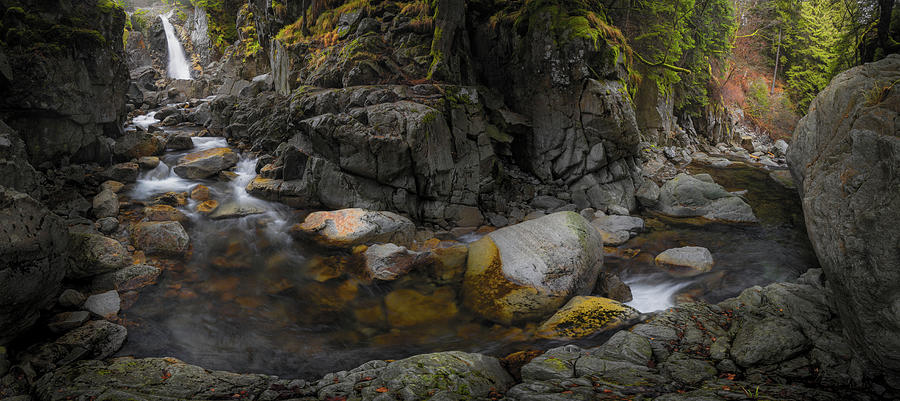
83,290,120,318
96,216,119,234
293,208,415,248
54,320,126,361
91,264,162,292
385,287,458,327
152,191,188,207
190,184,210,201
462,212,603,324
596,272,633,302
113,131,165,160
195,200,218,215
536,296,639,339
131,221,190,256
208,202,266,220
66,233,129,279
787,54,900,381
91,189,119,219
591,214,644,246
655,246,714,277
655,173,758,223
173,147,239,179
99,162,140,183
100,180,124,193
143,204,187,222
47,311,90,334
58,289,86,309
167,133,194,150
137,156,160,169
363,243,425,281
423,243,469,284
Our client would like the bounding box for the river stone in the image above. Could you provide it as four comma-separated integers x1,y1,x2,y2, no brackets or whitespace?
91,264,162,292
787,54,900,382
131,221,190,256
293,208,416,248
99,162,140,183
190,184,210,201
536,296,639,339
366,351,514,400
591,214,644,246
138,156,160,169
167,133,194,150
363,243,426,281
100,180,125,193
208,202,266,220
661,352,718,385
91,189,119,219
66,233,130,279
635,179,661,208
47,311,90,333
384,287,458,327
143,204,187,222
731,317,808,367
58,289,86,309
462,211,603,325
96,216,119,234
55,320,127,360
173,147,239,179
596,272,633,302
655,173,758,223
195,200,219,215
655,246,714,277
113,131,165,160
84,290,121,318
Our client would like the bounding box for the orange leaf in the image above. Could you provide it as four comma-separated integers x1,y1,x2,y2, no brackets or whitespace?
375,387,389,393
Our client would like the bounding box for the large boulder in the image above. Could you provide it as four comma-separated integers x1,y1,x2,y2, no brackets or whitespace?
173,147,239,179
787,54,900,383
462,211,603,325
292,208,415,248
66,233,130,279
536,296,639,339
655,173,758,223
130,221,190,256
0,187,67,344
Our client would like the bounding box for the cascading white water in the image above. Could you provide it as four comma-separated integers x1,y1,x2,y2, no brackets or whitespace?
160,11,192,80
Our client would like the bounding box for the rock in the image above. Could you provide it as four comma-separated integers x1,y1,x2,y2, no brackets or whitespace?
66,233,129,279
661,352,717,385
769,169,796,189
591,214,644,246
774,139,789,156
531,195,566,210
655,246,714,277
536,296,639,339
91,264,161,292
47,311,90,334
167,133,194,150
130,221,190,256
83,290,120,318
152,191,187,207
143,205,187,222
787,54,900,381
293,208,415,248
208,202,266,220
91,189,118,219
361,351,514,399
96,217,118,234
446,204,483,227
173,147,239,179
99,162,140,183
100,180,124,193
656,173,758,223
462,212,603,324
385,287,458,327
607,204,630,216
113,132,165,160
58,289,86,309
137,156,160,169
195,200,218,215
596,272,633,302
190,184,210,201
740,135,755,152
55,320,126,360
423,243,469,284
363,243,426,281
731,317,808,367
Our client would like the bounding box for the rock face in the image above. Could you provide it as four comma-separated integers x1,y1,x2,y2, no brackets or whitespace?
173,147,239,179
293,208,415,248
787,54,900,383
131,221,190,256
0,0,129,164
655,173,758,223
462,212,603,325
0,187,67,344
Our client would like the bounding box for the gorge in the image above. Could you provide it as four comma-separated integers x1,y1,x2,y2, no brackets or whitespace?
0,0,898,400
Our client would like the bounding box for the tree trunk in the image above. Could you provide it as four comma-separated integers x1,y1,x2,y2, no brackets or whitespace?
771,27,781,95
877,0,895,58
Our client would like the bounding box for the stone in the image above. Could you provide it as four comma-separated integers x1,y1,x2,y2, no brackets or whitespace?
91,187,117,218
208,202,266,220
137,156,160,169
655,173,758,223
143,205,187,222
66,233,129,279
732,317,809,367
173,147,239,179
58,289,86,309
591,215,644,246
535,296,639,339
384,287,458,327
293,208,416,248
100,180,124,193
774,139,789,156
47,311,90,334
131,221,190,256
423,243,469,284
661,352,718,385
91,264,161,292
190,184,210,201
96,217,118,234
55,320,127,360
462,212,603,325
655,246,714,277
363,243,426,281
113,132,165,160
741,135,755,152
446,205,483,227
596,272,633,302
84,290,121,318
366,351,514,400
531,195,566,210
607,204,630,216
152,191,187,207
167,133,194,150
787,54,900,380
195,200,218,214
99,162,140,183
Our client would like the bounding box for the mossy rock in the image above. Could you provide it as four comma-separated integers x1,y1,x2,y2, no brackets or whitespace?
536,296,639,339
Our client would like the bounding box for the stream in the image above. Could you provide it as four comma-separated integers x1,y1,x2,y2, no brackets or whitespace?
115,116,819,379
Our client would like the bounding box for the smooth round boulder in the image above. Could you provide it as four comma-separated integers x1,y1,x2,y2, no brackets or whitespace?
166,133,194,150
172,147,238,179
66,233,130,279
536,296,639,339
655,173,758,223
130,221,190,256
462,211,603,325
655,246,714,277
293,208,415,248
137,156,160,169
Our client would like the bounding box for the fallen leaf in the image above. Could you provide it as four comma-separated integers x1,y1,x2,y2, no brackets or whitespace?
375,387,389,393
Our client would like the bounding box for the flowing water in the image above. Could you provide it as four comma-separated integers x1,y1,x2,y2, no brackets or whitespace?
160,11,192,80
117,124,818,378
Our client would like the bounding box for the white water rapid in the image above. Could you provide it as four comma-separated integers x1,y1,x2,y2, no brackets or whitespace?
160,11,192,80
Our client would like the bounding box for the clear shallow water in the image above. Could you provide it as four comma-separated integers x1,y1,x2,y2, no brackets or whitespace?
117,137,817,378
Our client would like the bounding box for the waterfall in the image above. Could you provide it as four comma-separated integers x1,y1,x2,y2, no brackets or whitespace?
160,11,192,80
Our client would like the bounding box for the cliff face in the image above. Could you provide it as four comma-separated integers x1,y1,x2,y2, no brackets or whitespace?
0,0,129,165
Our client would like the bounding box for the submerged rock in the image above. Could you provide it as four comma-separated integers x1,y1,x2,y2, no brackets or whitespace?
131,221,190,256
536,296,639,339
384,287,458,327
462,211,603,325
655,246,714,277
363,243,426,281
293,208,415,248
655,173,758,223
173,147,239,179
